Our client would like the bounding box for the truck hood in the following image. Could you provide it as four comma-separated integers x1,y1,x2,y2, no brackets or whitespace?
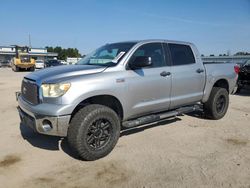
25,65,106,84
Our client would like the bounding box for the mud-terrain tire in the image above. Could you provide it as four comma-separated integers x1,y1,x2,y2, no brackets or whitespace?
13,65,19,72
204,87,229,120
67,104,121,161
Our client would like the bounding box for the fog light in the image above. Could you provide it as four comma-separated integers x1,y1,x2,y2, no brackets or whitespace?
42,119,52,132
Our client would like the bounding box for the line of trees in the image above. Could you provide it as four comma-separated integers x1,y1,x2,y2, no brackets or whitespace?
201,51,250,57
234,52,250,56
46,46,81,60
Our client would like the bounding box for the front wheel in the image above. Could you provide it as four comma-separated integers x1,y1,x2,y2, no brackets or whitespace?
204,87,229,120
67,104,121,161
13,65,19,72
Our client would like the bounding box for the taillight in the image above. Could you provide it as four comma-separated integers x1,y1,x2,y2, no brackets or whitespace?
234,65,240,74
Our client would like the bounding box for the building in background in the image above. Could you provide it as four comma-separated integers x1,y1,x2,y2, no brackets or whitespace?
202,55,250,64
66,57,82,64
0,46,58,63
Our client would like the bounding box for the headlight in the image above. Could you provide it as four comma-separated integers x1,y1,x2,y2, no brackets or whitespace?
41,83,71,97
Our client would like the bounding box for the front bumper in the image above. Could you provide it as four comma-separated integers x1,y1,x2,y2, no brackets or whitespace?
35,64,44,69
16,63,35,69
18,95,71,137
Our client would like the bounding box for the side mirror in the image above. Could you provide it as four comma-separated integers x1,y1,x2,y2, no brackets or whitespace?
129,56,152,69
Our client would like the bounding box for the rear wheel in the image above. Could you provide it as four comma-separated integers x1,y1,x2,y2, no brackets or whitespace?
67,104,121,161
204,87,229,120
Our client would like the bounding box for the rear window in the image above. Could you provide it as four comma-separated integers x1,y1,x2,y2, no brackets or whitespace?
169,44,195,66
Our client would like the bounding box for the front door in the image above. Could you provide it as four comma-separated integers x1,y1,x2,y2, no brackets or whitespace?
124,42,172,119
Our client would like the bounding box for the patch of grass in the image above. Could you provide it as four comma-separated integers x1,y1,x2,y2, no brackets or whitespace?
0,154,21,168
226,138,248,146
36,177,54,183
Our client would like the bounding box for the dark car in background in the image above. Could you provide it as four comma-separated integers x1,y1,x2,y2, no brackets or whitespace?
235,60,250,93
45,60,63,68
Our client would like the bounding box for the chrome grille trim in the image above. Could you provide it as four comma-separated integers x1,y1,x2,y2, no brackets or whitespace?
21,78,39,105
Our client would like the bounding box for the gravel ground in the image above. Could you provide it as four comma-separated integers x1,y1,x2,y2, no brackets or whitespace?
0,68,250,188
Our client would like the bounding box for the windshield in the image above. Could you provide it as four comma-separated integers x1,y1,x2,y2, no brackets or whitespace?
20,55,30,62
77,42,136,66
244,60,250,66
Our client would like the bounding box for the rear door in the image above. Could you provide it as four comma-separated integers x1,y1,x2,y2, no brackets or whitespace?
125,42,172,119
166,43,205,109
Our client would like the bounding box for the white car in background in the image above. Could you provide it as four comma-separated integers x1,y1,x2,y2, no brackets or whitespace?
35,60,45,69
60,60,68,65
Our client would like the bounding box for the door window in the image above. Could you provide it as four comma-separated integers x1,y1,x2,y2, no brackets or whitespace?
169,44,195,66
130,43,166,68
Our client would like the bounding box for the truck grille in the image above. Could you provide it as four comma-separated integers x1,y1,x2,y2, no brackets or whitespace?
21,78,39,105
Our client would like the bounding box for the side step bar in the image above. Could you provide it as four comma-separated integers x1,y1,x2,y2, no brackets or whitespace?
122,105,199,128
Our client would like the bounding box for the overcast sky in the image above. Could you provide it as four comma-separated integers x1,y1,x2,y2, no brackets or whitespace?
1,0,249,55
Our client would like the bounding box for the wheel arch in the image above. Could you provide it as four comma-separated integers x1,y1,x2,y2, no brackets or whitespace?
71,94,124,121
202,78,230,103
213,79,229,92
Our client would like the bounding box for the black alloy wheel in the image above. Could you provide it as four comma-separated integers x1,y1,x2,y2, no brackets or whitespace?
87,118,112,150
215,95,226,114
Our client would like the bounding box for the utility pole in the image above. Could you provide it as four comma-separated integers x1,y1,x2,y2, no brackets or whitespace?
29,34,31,48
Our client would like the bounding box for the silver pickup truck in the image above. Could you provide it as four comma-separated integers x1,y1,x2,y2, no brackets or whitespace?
17,40,238,160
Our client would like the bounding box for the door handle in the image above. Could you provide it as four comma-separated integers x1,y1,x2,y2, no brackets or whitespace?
160,71,171,77
196,68,204,73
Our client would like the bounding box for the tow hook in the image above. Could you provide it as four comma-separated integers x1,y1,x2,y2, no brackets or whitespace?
15,91,21,101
